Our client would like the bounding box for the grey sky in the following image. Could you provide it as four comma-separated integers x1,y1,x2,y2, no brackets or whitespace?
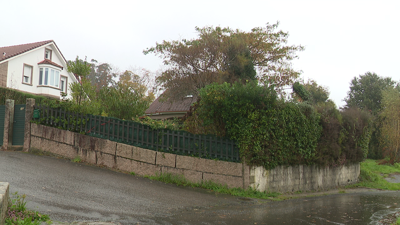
2,0,399,107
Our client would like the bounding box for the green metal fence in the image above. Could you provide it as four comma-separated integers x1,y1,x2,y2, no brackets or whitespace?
33,105,240,162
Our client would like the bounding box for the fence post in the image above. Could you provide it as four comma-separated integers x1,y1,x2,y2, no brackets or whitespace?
23,98,35,152
1,99,14,151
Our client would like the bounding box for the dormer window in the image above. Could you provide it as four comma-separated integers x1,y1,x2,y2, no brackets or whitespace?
45,49,52,60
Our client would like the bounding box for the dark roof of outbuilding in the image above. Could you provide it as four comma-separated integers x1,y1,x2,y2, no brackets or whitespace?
145,95,198,115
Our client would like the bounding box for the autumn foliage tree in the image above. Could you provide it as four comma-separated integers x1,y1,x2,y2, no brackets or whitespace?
144,22,304,100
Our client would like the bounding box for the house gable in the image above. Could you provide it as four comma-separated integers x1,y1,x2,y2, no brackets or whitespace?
0,40,77,99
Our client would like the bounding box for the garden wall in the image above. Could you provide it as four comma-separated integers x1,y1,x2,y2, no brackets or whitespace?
29,123,250,189
250,163,360,193
0,182,9,225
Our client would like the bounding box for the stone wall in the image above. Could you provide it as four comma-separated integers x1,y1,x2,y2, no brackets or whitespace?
250,163,360,193
0,62,8,88
0,182,9,225
30,123,249,189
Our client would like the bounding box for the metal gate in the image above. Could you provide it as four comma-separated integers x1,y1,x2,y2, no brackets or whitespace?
0,105,5,146
12,105,25,145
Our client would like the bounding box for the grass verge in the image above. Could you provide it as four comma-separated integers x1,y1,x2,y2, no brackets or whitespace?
5,192,51,225
144,172,280,199
346,159,400,190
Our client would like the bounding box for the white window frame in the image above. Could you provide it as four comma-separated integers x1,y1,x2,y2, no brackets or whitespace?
60,76,68,94
38,66,60,88
45,49,52,60
22,64,33,85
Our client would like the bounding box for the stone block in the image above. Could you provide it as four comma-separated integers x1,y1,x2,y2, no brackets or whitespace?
204,159,242,176
156,152,176,167
176,155,242,176
116,157,135,173
95,138,116,155
30,136,42,150
203,173,243,188
78,148,96,164
161,167,202,183
97,152,115,169
176,155,207,171
30,123,42,137
75,133,92,150
116,143,133,159
132,147,156,164
41,138,77,159
131,161,160,176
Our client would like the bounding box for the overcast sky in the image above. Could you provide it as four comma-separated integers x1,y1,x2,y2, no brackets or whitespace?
2,0,399,107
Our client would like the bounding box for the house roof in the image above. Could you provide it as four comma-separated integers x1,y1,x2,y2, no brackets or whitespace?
38,59,63,69
0,40,53,62
145,95,198,115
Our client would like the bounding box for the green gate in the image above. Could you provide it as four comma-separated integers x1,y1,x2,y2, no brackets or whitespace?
12,104,25,146
0,105,5,146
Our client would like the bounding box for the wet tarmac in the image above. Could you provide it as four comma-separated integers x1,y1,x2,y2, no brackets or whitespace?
156,191,400,224
2,151,400,225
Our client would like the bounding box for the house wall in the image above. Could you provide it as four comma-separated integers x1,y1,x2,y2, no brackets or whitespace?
5,45,74,99
0,62,8,88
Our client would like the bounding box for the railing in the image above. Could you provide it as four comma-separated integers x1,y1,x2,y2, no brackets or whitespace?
33,104,240,162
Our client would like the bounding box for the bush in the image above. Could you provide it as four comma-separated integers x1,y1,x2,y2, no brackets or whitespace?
184,81,372,170
0,87,57,105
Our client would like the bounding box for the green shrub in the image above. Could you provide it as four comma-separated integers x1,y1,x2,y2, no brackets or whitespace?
0,87,57,105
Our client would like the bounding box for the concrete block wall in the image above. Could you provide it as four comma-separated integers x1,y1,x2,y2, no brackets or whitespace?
30,123,249,189
0,182,9,225
250,163,360,193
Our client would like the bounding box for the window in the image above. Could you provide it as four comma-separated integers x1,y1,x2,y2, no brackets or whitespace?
45,49,52,60
60,76,68,93
22,64,33,84
38,67,60,88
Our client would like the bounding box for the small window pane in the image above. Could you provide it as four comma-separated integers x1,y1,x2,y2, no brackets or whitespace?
55,71,59,87
39,68,43,85
61,80,65,92
44,68,48,85
50,69,54,86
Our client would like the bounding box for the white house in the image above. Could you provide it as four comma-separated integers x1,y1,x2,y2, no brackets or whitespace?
0,40,78,99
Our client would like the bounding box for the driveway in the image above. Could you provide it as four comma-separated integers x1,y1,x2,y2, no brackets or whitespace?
0,151,243,224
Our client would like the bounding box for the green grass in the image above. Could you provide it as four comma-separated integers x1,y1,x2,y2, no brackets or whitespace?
72,156,81,163
346,159,400,190
5,192,51,225
396,216,400,225
147,172,280,199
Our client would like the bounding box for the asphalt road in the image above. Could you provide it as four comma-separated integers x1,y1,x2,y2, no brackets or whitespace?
0,151,244,224
1,151,400,225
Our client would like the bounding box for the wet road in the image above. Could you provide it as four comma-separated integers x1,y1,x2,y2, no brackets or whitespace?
1,151,399,224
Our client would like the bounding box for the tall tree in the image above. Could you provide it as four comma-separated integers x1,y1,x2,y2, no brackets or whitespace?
344,72,397,115
292,79,332,106
67,56,97,108
144,23,304,100
99,70,155,119
87,59,118,93
379,87,400,163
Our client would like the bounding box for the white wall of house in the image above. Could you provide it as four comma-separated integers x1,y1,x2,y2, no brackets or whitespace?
5,43,76,99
